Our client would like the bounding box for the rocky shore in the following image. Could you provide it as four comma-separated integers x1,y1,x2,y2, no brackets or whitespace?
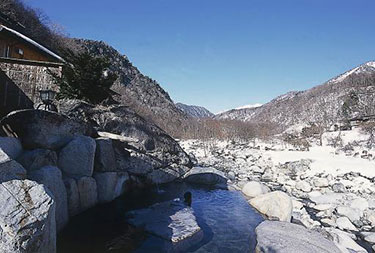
0,100,193,253
181,138,375,252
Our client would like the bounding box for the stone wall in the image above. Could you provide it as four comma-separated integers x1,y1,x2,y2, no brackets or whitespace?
0,59,62,118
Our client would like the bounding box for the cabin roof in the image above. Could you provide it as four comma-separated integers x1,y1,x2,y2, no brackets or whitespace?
0,24,64,63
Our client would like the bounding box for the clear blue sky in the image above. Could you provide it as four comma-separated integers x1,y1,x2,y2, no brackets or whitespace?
28,0,375,113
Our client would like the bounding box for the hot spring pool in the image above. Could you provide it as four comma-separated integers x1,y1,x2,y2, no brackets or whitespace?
57,182,263,253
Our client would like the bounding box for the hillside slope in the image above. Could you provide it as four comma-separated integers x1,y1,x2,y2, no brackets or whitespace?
216,62,375,129
176,103,214,118
76,40,190,134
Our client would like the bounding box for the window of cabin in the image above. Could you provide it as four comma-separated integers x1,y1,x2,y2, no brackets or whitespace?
14,47,24,59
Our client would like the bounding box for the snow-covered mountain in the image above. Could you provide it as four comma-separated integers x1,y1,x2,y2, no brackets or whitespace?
216,61,375,129
176,103,214,118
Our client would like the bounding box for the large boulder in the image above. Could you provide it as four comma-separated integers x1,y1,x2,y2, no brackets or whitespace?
58,135,96,178
0,137,22,159
242,181,270,198
17,149,57,172
0,149,27,183
183,167,227,186
77,177,98,211
29,166,69,232
63,178,80,217
249,191,293,222
0,109,95,150
94,172,129,203
58,100,192,168
255,221,341,253
94,138,117,172
147,165,190,184
0,180,56,253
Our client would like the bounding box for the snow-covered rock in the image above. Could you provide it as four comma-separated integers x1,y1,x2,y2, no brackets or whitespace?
249,191,293,222
241,181,270,198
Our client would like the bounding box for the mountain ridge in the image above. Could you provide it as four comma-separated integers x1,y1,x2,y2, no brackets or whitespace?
216,61,375,129
176,103,214,118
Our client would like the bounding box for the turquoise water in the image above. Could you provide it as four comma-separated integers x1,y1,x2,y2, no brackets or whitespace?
58,182,263,253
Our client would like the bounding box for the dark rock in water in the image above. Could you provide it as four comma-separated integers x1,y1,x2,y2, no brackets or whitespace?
127,199,202,243
183,167,228,186
255,220,341,253
0,179,56,253
94,172,130,203
0,109,96,150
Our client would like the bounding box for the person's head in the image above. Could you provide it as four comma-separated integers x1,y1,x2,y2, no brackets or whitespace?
184,192,192,206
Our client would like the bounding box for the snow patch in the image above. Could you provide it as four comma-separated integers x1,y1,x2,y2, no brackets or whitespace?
328,61,375,84
235,103,263,110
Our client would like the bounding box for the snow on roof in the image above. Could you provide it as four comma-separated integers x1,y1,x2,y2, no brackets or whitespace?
0,24,64,62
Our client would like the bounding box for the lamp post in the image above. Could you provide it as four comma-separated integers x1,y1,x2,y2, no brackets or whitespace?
37,89,57,112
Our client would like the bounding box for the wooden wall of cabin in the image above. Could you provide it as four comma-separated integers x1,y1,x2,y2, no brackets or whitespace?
0,61,61,118
0,34,52,62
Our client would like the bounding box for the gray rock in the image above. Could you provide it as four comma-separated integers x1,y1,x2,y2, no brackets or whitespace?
313,177,329,188
77,176,98,211
296,181,312,192
227,171,236,180
17,149,57,172
362,232,375,244
255,221,341,253
332,183,346,193
0,149,27,183
310,193,344,205
350,198,368,212
127,199,201,243
63,178,80,217
29,166,68,231
58,135,96,178
0,137,22,159
147,165,190,184
241,181,270,198
336,216,358,231
327,228,367,253
94,138,116,172
336,206,362,223
0,180,56,253
0,109,94,150
249,191,293,222
94,172,129,203
58,101,192,168
183,167,227,186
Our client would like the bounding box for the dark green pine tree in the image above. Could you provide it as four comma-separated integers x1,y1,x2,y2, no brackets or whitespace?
51,49,118,104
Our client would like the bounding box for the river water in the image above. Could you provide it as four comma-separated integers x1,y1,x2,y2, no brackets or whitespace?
57,182,263,253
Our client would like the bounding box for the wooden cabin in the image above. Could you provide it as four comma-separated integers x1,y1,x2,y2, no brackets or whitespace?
0,13,64,118
0,25,64,63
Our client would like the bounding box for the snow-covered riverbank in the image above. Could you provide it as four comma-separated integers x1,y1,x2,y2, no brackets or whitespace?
180,131,375,252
